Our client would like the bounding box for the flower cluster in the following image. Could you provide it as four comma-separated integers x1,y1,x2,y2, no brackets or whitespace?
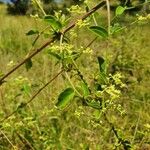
138,14,150,21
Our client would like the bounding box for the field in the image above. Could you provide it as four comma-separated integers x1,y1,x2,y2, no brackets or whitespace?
0,3,150,150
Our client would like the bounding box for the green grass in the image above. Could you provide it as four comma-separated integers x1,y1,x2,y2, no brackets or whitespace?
0,4,150,150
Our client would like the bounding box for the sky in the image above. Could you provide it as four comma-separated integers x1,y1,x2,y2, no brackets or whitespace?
0,0,11,3
0,0,62,3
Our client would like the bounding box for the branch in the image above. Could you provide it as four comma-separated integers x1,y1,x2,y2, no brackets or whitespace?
0,1,106,85
104,114,131,150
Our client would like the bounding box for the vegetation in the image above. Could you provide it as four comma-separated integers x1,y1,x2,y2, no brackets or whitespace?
6,0,85,15
0,0,150,149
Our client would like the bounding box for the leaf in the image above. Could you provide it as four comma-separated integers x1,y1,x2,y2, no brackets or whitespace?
86,100,101,109
21,83,31,96
48,51,61,60
44,15,62,31
97,57,108,84
89,26,108,38
56,88,75,109
93,109,101,119
110,23,124,35
115,6,126,16
25,59,32,71
79,82,90,97
26,30,39,36
97,56,107,74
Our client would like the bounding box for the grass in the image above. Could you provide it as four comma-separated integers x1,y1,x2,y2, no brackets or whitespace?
0,3,150,150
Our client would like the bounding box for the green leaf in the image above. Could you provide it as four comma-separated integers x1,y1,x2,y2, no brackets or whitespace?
25,59,32,71
97,57,108,84
93,109,101,119
86,100,101,109
115,6,126,16
56,88,75,109
79,82,90,97
89,26,108,38
48,51,61,60
97,56,107,74
26,30,39,36
21,83,31,96
44,15,62,31
110,23,124,35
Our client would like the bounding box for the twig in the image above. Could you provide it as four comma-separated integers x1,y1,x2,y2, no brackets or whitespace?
0,69,63,123
61,1,106,34
0,38,56,85
104,114,131,150
16,132,35,150
105,0,111,34
0,1,106,85
0,130,17,150
131,114,140,144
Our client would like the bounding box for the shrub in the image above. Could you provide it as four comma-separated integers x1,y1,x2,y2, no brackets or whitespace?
7,0,30,15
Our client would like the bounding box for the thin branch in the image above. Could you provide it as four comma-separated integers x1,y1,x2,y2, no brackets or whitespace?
61,1,106,34
16,132,35,150
31,25,50,46
0,38,56,85
85,37,97,48
104,114,131,150
0,1,106,85
32,0,46,16
0,130,17,150
0,70,63,123
105,0,111,34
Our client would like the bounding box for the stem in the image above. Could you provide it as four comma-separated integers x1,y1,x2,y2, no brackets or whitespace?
33,0,46,16
31,25,50,46
65,72,82,97
131,114,140,144
0,38,56,85
105,0,111,34
104,114,131,150
0,130,17,150
16,132,35,150
92,14,98,26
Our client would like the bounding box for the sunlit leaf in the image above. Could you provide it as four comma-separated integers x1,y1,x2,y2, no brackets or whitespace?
21,83,31,96
93,109,101,119
110,23,124,34
56,88,75,109
79,82,90,97
115,6,126,16
89,26,108,38
44,15,62,31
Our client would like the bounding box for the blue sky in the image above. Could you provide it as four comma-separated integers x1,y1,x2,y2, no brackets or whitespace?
0,0,11,3
0,0,62,3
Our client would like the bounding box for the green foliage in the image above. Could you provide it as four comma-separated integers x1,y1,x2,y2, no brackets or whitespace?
56,88,75,109
0,1,150,150
89,26,108,38
44,15,62,31
26,29,39,36
115,6,127,16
